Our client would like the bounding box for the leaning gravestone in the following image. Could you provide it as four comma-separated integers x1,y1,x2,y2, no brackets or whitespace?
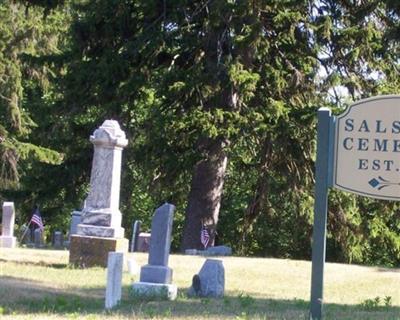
105,252,123,309
0,202,17,248
132,203,177,300
188,259,225,298
69,120,129,267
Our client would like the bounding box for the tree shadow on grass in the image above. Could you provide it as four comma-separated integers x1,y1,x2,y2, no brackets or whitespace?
0,275,104,301
1,278,399,319
0,258,68,269
375,266,400,273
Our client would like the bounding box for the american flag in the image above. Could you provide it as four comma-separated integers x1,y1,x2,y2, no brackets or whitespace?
30,207,44,231
200,226,210,249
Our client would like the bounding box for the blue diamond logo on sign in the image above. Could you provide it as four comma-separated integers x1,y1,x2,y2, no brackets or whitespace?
368,178,380,188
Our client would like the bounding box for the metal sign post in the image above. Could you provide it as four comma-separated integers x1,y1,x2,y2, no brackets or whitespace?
310,108,333,320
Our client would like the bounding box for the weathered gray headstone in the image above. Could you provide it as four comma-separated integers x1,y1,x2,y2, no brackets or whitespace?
188,259,225,298
185,249,198,255
77,120,128,238
53,231,64,249
204,245,232,256
185,246,232,256
34,228,44,248
0,202,17,248
69,120,129,267
69,211,81,239
130,220,141,252
136,232,151,252
105,252,123,309
140,203,174,283
132,203,177,300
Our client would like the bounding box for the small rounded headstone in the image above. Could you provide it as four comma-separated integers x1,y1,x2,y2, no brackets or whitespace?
188,259,225,298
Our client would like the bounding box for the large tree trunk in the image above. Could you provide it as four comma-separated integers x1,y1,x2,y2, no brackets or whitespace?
181,2,249,251
181,137,228,250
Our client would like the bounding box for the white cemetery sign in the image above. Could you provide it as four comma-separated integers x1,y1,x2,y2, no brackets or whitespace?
334,96,400,200
310,95,400,320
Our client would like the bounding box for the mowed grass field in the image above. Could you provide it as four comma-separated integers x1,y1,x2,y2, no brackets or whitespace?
0,248,399,319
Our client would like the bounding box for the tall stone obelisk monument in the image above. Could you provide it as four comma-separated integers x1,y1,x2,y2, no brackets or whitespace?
69,120,129,267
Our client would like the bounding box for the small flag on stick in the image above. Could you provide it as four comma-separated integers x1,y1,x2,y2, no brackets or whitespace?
200,225,210,249
30,207,44,231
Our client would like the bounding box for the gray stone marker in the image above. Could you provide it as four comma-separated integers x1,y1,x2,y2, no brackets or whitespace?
0,202,17,248
69,120,129,267
132,203,177,300
53,231,64,249
140,203,174,283
105,252,123,309
185,249,198,255
185,245,232,257
77,120,128,238
204,245,232,256
188,259,225,298
130,220,141,252
136,232,151,252
69,211,82,239
34,228,44,248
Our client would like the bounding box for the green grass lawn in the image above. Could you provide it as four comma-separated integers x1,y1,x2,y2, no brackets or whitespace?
0,247,399,319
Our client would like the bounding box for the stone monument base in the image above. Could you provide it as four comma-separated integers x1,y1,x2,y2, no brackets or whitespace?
0,236,17,248
69,235,128,268
132,282,177,300
140,264,173,284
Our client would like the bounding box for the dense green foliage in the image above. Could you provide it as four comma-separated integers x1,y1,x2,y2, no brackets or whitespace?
0,1,65,188
0,0,399,266
0,1,69,237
